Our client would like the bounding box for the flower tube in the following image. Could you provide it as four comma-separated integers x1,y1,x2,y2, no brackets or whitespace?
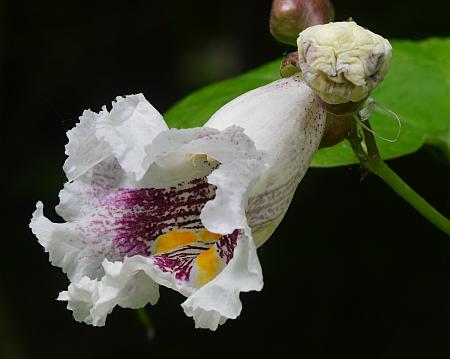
30,75,326,330
205,76,326,248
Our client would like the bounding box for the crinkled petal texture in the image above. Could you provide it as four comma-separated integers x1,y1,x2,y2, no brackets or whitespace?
30,94,267,330
63,94,168,181
297,21,392,104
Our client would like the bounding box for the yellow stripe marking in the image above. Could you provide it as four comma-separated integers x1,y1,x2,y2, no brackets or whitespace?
154,229,224,286
199,230,222,242
196,247,222,286
155,229,222,254
155,230,197,254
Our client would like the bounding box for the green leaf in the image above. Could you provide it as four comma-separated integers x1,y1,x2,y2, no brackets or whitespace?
164,38,450,167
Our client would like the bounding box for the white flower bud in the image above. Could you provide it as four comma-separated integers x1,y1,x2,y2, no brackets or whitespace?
297,21,392,105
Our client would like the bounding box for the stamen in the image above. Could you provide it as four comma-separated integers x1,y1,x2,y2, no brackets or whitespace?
187,153,218,167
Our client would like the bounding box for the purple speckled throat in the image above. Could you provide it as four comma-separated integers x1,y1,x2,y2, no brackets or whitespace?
92,174,240,285
112,177,213,257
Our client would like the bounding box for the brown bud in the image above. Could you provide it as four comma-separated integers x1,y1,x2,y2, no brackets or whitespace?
270,0,335,46
280,51,300,78
315,95,364,148
319,113,352,149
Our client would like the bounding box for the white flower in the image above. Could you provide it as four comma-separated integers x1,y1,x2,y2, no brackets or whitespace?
297,21,392,105
30,76,326,331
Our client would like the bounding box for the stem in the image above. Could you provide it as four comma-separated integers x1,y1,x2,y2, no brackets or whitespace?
368,160,450,235
347,122,366,163
361,122,380,161
346,119,450,235
136,307,156,340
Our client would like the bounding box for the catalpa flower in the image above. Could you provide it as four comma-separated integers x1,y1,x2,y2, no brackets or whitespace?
30,75,326,330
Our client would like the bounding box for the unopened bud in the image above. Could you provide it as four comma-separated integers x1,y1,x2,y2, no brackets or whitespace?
280,51,300,78
319,113,352,148
297,21,392,105
270,0,335,46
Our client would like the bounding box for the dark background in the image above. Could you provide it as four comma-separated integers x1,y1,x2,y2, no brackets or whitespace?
2,0,449,358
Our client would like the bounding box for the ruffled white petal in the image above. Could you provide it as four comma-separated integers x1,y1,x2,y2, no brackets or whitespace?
58,256,159,326
181,232,262,330
64,94,167,181
201,159,264,235
63,108,111,182
30,200,122,281
57,277,99,325
140,125,262,186
59,231,262,330
96,94,168,180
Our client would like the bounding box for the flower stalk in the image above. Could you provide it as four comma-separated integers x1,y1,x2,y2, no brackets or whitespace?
346,117,450,235
136,307,156,340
